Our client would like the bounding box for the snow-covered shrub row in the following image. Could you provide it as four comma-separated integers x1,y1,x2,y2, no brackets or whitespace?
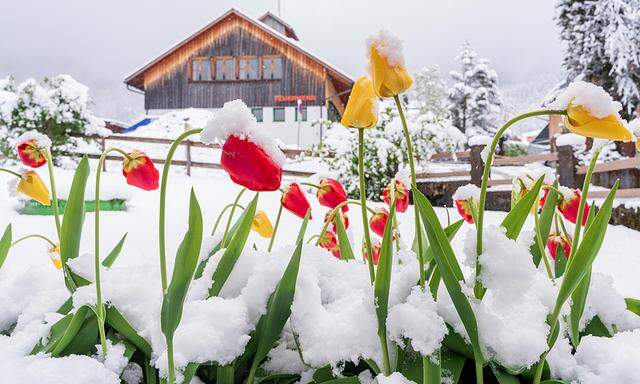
0,75,109,165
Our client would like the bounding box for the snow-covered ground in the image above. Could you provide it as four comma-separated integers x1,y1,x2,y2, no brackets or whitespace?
2,163,639,299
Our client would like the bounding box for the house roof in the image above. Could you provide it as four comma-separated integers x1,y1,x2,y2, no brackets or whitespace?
258,12,299,40
124,8,353,93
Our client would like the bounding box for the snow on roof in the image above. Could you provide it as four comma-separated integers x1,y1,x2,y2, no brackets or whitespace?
549,80,622,118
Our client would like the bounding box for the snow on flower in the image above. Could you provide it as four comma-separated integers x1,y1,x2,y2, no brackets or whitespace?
549,80,622,118
452,183,480,202
14,130,52,149
366,30,406,67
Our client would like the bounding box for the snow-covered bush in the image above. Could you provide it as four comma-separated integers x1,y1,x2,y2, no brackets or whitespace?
318,101,464,199
0,74,108,165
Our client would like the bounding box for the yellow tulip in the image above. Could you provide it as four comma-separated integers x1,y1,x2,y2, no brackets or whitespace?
368,44,413,98
48,244,62,270
565,103,633,142
17,170,51,206
251,210,273,238
341,77,378,129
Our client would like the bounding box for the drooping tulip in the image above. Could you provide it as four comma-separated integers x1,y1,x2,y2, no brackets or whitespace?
546,233,571,261
341,76,378,129
221,135,282,192
452,184,480,224
558,188,590,226
369,207,390,237
381,179,410,213
122,150,159,191
362,241,381,265
367,30,413,98
324,210,349,232
16,170,51,206
48,244,62,269
317,179,348,212
281,183,312,219
319,230,340,258
15,131,51,168
251,210,274,238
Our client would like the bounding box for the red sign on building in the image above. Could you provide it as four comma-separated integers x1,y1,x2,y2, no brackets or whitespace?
274,95,316,102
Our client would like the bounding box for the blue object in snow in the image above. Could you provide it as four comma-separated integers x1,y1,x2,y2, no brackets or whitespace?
121,118,153,133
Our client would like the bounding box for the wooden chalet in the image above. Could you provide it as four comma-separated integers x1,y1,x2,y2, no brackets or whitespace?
124,9,353,147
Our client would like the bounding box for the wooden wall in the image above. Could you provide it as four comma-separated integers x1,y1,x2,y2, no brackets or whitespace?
142,15,329,110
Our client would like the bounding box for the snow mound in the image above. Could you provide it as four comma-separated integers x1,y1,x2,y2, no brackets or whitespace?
468,135,492,147
366,30,406,67
580,273,640,332
201,100,286,167
374,372,416,384
0,354,121,384
550,80,622,118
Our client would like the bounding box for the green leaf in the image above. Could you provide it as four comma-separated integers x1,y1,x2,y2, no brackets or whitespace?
502,176,544,240
57,313,99,356
50,305,91,356
554,182,618,317
0,224,11,269
426,220,464,299
160,189,203,340
625,298,640,316
442,326,473,359
441,349,466,384
208,194,258,297
334,212,355,260
313,365,335,383
540,381,570,384
554,246,567,278
102,233,128,268
316,378,359,384
412,188,483,366
30,313,73,354
581,315,611,338
60,156,89,264
491,366,521,384
105,305,152,356
531,181,558,266
570,266,591,346
374,198,396,337
249,212,310,374
181,363,200,384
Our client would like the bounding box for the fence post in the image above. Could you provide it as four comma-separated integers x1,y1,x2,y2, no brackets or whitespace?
556,145,577,188
185,139,192,177
469,144,486,187
101,137,107,172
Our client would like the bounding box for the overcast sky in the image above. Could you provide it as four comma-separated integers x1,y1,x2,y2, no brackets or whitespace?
0,0,564,121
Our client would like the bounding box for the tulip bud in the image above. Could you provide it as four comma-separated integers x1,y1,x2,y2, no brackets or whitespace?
16,170,51,206
362,241,381,265
369,207,390,237
122,150,159,191
452,184,480,224
317,179,348,212
319,230,340,259
546,233,571,261
48,243,62,270
251,210,274,238
558,187,590,226
221,135,282,192
15,131,51,168
381,179,410,213
324,210,349,232
281,183,312,219
341,77,378,129
366,30,413,98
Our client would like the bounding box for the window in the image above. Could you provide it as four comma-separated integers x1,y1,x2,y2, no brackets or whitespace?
191,58,212,81
239,57,259,80
262,56,283,79
273,107,285,122
295,106,307,122
215,57,235,80
251,107,263,122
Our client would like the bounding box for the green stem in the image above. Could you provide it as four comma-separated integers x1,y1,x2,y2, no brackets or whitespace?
268,204,283,252
358,128,376,284
245,361,258,384
211,203,245,236
0,167,22,178
533,148,601,384
222,188,247,245
557,212,572,242
44,149,62,239
475,359,484,384
159,128,203,292
393,95,425,288
299,181,321,189
167,337,176,384
474,109,567,299
534,210,555,282
11,233,56,248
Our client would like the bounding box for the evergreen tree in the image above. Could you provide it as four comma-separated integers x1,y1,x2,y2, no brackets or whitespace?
409,65,450,119
556,0,640,118
448,42,502,138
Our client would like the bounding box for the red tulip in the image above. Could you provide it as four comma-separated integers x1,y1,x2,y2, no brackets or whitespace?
558,189,590,226
381,179,410,213
317,179,348,212
540,188,550,208
122,151,159,191
546,233,571,260
319,230,340,259
324,210,349,232
454,200,474,224
369,207,390,237
221,135,282,192
281,183,312,219
362,241,381,265
17,140,47,168
452,184,480,224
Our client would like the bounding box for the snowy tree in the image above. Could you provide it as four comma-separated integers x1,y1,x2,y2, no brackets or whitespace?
556,0,640,118
448,42,503,138
409,65,449,119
